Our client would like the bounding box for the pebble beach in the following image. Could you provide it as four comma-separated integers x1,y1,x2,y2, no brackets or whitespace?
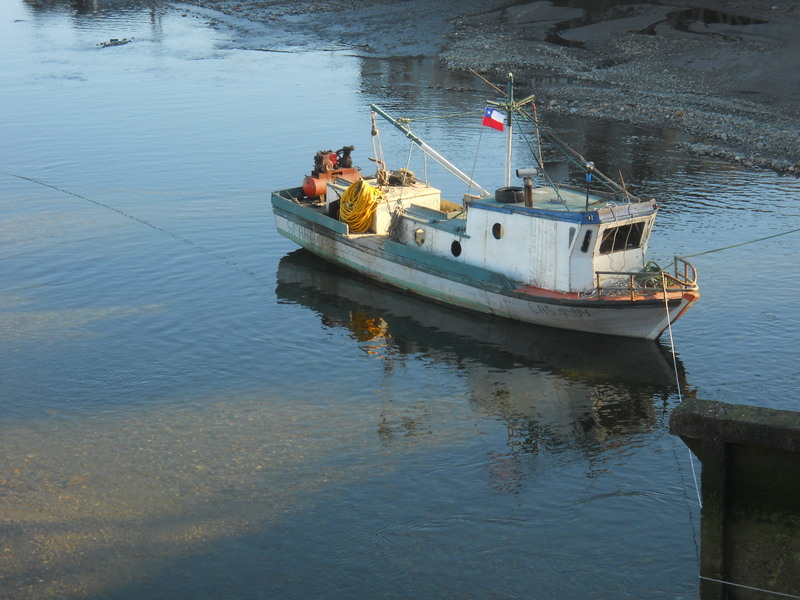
185,0,799,174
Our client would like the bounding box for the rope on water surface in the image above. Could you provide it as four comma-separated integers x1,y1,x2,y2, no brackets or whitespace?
680,227,800,259
1,170,270,287
660,273,702,511
661,275,800,600
670,226,800,512
699,577,800,599
668,227,800,516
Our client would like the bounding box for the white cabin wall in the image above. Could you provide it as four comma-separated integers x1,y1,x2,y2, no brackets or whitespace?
432,229,462,258
526,216,559,289
462,208,567,289
462,208,491,270
554,222,577,290
569,225,599,291
465,209,533,283
399,219,466,263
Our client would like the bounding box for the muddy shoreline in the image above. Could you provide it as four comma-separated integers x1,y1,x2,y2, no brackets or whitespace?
182,0,799,175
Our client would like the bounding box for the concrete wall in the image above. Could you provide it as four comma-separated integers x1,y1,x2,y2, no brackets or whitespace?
670,398,800,600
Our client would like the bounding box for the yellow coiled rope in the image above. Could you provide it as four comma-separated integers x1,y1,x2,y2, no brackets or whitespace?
339,179,382,233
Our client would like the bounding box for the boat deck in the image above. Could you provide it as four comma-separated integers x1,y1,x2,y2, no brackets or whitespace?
402,204,466,236
484,185,630,211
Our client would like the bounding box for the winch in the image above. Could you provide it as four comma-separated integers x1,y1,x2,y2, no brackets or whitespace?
302,145,361,198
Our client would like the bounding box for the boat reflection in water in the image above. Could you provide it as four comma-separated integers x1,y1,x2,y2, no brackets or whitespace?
276,250,689,474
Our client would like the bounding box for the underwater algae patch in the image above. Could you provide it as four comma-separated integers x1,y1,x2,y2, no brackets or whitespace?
0,298,162,345
0,392,380,599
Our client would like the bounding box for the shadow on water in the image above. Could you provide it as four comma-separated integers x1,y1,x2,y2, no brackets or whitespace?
275,249,689,455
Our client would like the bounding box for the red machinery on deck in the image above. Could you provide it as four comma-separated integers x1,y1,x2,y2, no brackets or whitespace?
301,145,361,198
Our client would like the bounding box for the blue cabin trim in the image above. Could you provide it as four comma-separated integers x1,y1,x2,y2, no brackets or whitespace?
470,202,597,224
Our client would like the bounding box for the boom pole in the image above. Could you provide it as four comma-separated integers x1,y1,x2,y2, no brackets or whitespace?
370,104,492,199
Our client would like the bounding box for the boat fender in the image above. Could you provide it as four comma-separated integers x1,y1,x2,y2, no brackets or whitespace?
495,186,525,204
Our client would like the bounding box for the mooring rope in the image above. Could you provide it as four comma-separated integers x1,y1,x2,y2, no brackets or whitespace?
660,274,702,511
2,170,270,287
699,577,800,599
660,271,702,563
680,227,800,259
661,273,800,600
671,227,800,505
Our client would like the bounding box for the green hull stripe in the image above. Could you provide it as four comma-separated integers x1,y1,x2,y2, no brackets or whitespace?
384,240,516,291
271,192,348,235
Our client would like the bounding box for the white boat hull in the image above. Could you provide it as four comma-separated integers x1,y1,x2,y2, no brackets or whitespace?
273,194,697,340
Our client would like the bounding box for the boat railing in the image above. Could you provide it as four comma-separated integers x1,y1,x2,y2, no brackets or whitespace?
595,256,698,300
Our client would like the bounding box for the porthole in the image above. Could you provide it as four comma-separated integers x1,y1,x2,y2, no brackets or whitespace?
451,240,462,257
492,223,504,239
414,228,426,246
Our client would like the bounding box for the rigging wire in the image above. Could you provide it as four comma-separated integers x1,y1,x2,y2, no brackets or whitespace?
387,141,417,240
468,123,485,200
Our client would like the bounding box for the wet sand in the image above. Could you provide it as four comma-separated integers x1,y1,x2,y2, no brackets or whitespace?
188,0,798,173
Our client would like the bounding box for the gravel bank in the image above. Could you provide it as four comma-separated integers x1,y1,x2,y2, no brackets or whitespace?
183,0,799,175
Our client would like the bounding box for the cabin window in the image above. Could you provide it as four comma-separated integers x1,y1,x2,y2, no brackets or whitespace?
414,228,425,246
451,240,462,257
568,226,576,247
492,223,504,239
580,230,592,253
599,222,646,254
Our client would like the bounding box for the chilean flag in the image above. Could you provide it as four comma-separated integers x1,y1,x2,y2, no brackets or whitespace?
482,107,505,131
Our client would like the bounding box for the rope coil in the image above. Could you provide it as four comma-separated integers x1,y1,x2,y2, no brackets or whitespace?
339,179,382,233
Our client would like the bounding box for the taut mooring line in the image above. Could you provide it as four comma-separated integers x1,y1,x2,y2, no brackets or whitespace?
680,227,800,259
2,171,269,287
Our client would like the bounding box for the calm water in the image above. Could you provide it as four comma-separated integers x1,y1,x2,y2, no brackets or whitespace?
1,1,798,598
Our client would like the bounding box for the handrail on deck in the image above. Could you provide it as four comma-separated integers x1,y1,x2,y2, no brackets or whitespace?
595,256,698,300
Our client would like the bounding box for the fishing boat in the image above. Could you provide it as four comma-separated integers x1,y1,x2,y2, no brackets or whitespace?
271,76,699,340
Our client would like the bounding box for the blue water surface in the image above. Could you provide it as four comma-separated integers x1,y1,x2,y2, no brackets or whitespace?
1,1,798,599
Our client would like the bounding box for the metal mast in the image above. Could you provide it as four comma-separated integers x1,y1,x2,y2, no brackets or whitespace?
505,73,513,187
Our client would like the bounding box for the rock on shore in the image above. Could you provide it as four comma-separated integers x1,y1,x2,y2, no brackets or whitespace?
182,0,799,174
